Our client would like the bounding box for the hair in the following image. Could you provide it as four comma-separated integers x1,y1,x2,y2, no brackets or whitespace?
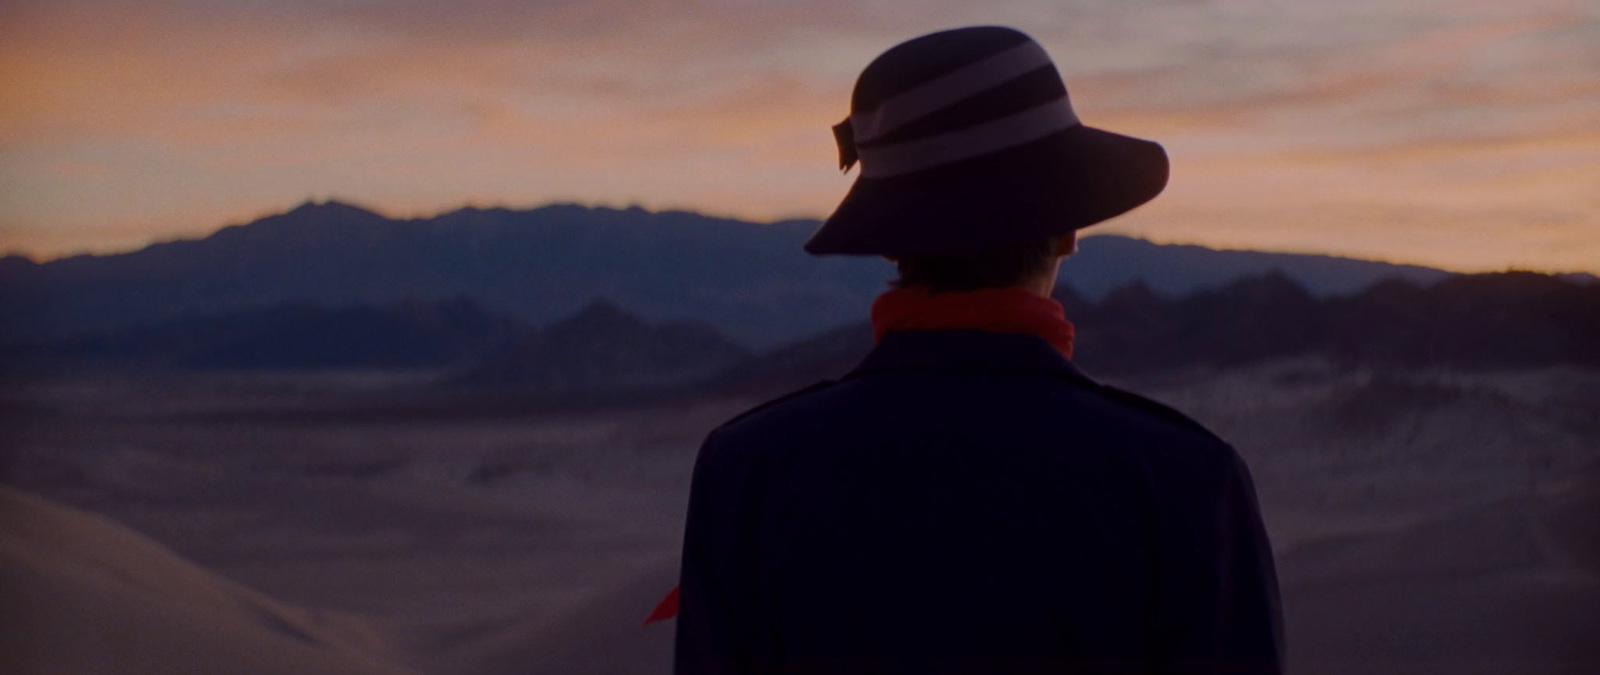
892,236,1060,293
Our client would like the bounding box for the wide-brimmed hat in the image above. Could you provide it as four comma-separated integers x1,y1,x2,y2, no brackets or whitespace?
806,26,1169,257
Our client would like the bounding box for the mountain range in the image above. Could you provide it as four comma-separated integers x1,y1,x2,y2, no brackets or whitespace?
0,200,1479,349
457,300,750,392
705,270,1600,395
11,270,1597,401
11,297,522,371
5,199,1595,398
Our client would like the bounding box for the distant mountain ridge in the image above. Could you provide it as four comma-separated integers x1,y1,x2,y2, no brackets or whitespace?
9,272,1596,398
6,296,753,395
707,271,1600,395
1060,236,1452,299
9,297,523,371
0,201,880,349
459,299,750,392
0,199,1474,348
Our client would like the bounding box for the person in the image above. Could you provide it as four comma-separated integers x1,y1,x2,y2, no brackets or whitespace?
672,26,1283,674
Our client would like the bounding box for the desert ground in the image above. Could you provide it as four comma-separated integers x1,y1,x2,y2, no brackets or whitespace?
3,362,1598,674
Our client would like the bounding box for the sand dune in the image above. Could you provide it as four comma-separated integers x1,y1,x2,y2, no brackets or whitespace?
0,487,417,675
454,556,679,675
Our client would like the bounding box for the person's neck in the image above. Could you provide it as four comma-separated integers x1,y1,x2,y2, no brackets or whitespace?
1025,257,1064,296
1020,273,1058,297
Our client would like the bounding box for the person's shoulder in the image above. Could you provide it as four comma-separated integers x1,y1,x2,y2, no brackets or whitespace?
1085,382,1225,443
723,379,841,426
698,379,844,450
688,379,857,483
1061,376,1242,467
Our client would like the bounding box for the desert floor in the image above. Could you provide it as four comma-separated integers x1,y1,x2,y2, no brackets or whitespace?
3,362,1598,674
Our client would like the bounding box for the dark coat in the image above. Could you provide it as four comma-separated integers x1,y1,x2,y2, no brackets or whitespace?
675,330,1283,674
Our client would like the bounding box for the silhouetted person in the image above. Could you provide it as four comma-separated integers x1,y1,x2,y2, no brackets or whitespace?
674,26,1282,674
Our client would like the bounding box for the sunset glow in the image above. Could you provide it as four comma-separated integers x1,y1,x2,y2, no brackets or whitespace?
1,0,1596,272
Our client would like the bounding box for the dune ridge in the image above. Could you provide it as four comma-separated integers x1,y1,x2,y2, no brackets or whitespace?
0,487,418,675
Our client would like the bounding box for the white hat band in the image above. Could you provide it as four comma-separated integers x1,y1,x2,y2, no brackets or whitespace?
856,98,1080,178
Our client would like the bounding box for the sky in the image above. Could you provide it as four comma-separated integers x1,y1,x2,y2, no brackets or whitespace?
1,0,1597,273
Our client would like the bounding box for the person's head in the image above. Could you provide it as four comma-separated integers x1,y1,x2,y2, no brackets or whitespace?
891,232,1077,295
806,26,1165,270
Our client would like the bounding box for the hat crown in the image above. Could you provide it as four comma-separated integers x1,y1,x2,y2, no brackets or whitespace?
838,26,1078,179
851,26,1038,114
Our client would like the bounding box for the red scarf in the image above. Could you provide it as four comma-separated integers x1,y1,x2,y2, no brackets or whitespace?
642,286,1074,626
871,286,1075,358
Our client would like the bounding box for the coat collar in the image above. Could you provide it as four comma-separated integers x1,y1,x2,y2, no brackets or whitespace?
844,330,1098,387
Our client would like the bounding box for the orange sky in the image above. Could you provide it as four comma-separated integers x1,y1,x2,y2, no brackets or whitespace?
1,0,1597,273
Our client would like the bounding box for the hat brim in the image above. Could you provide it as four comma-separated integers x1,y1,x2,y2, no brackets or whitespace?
806,123,1169,257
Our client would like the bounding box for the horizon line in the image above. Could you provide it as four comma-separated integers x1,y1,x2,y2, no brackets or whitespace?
4,197,1595,280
